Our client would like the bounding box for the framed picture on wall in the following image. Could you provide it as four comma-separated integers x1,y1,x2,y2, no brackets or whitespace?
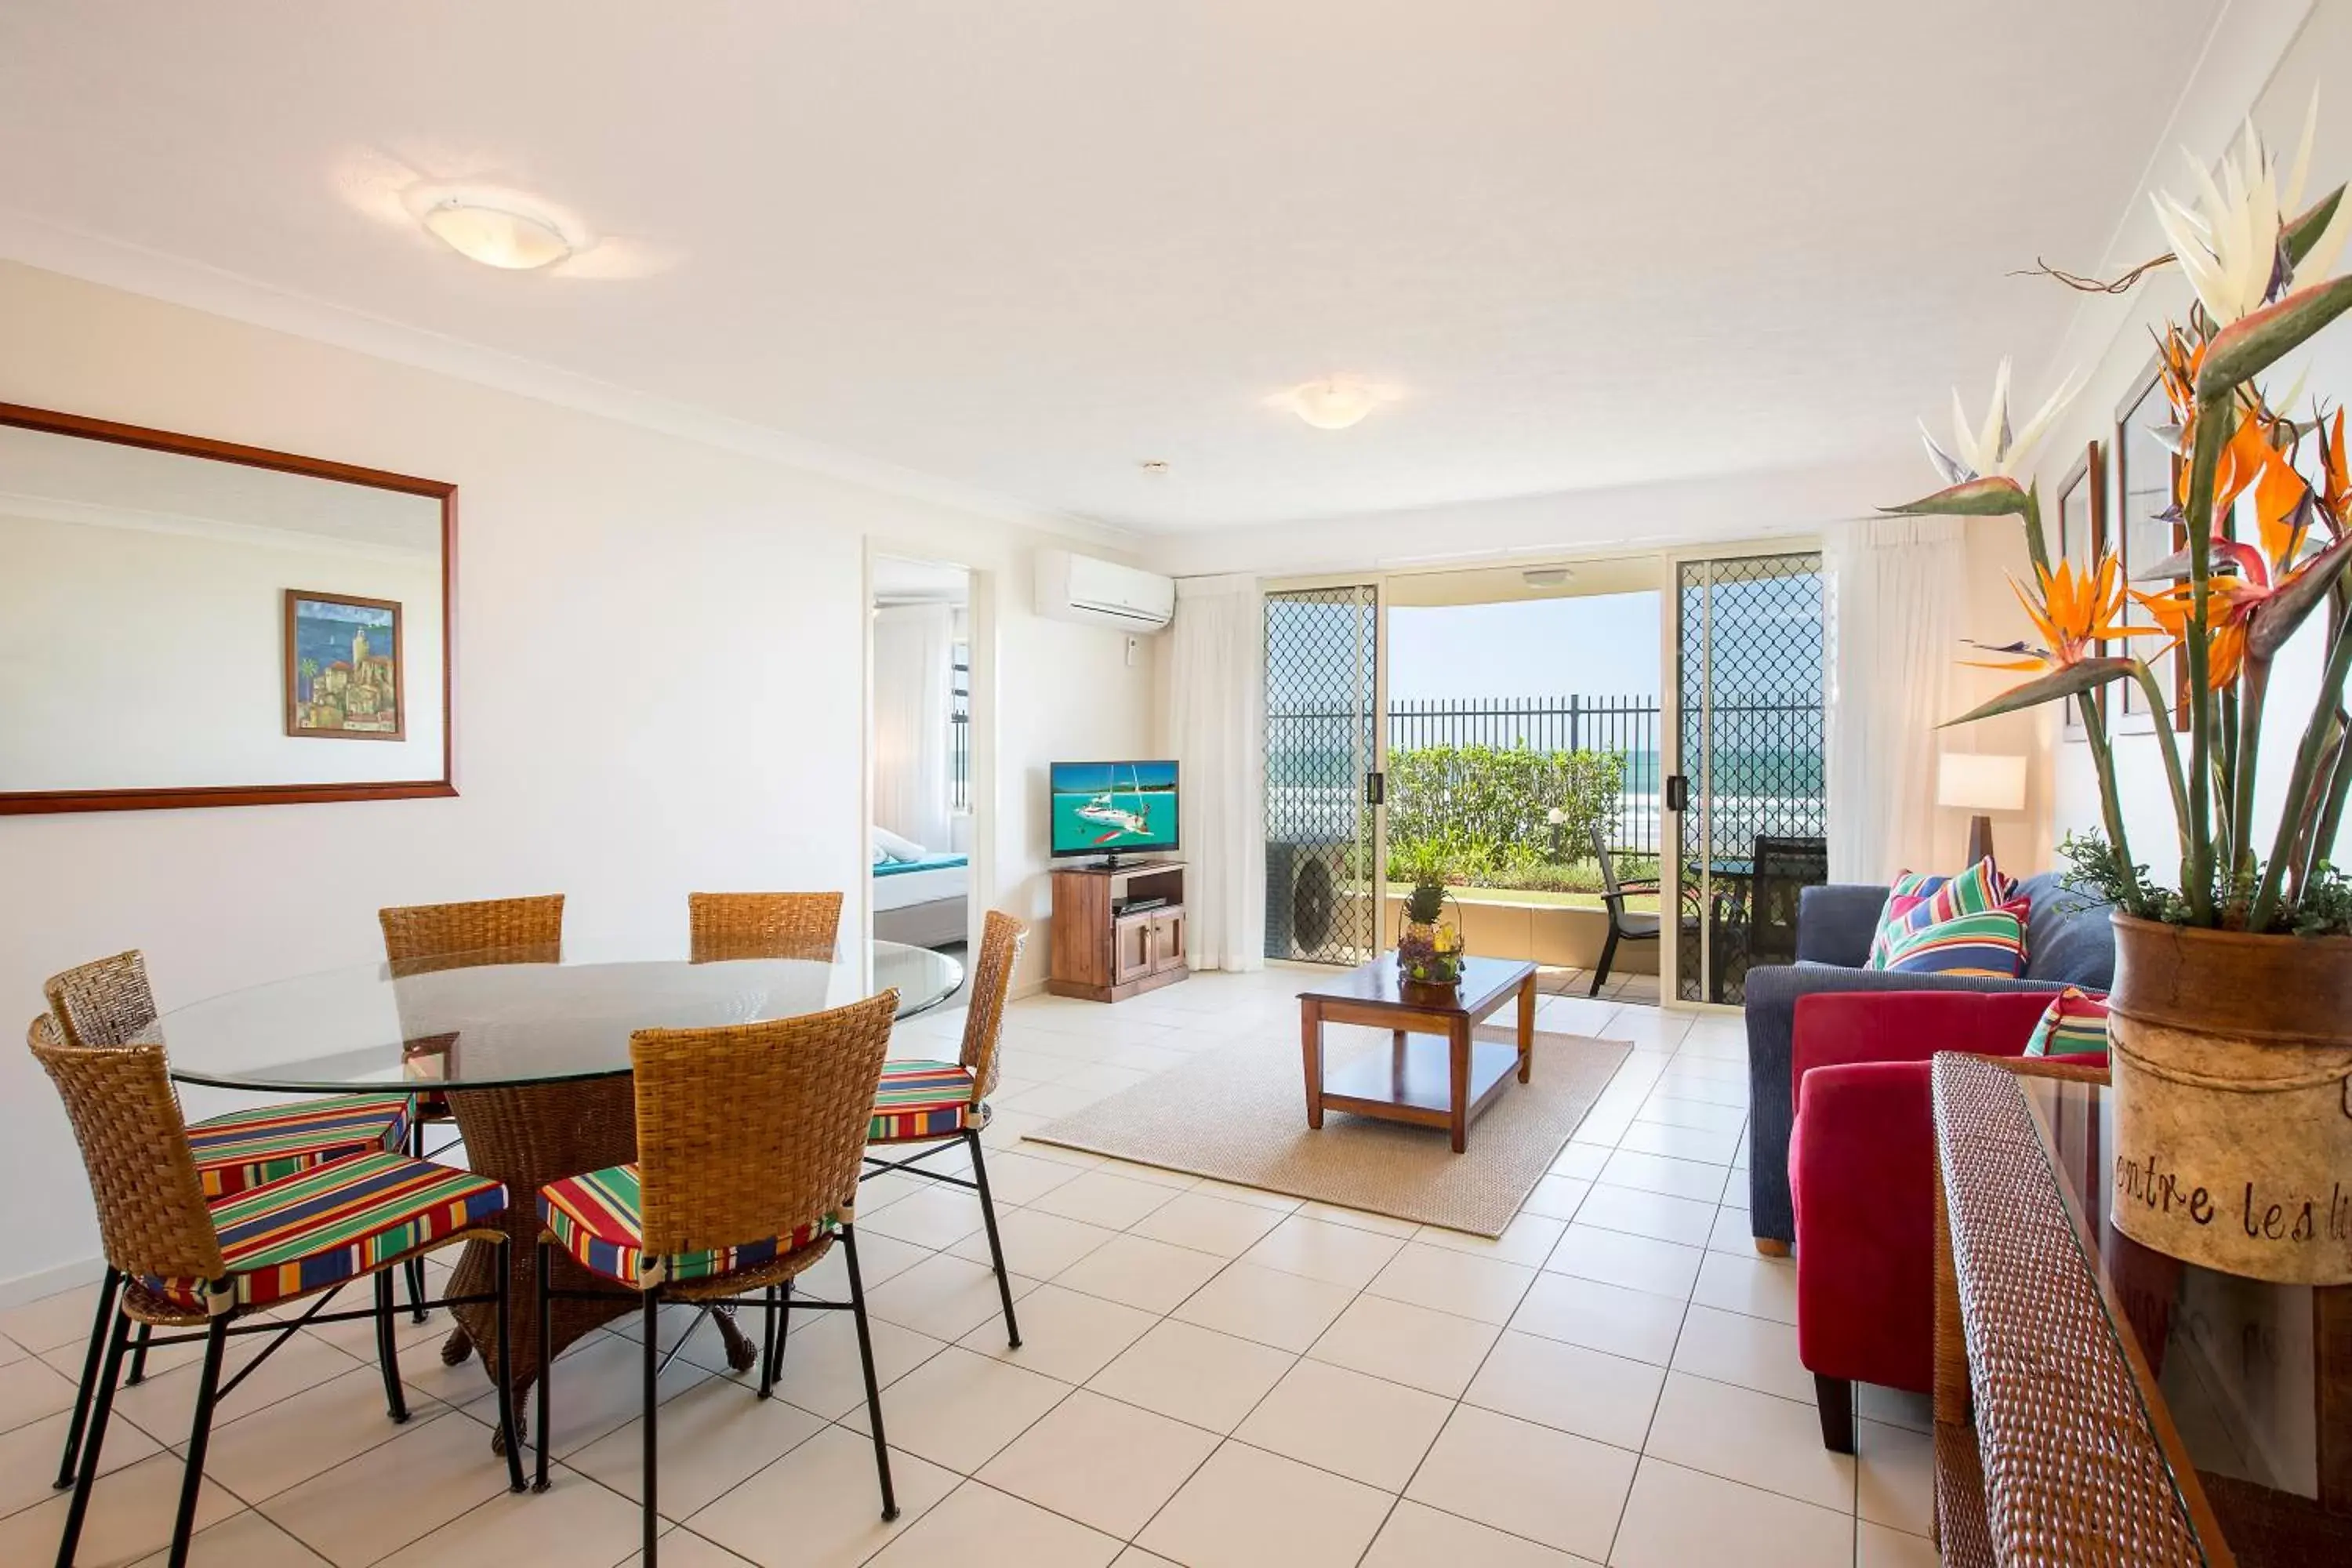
2114,357,2176,723
2054,441,2103,738
284,590,405,739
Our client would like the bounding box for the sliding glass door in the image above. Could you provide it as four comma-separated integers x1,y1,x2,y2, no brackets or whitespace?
1263,586,1385,964
1666,552,1828,1005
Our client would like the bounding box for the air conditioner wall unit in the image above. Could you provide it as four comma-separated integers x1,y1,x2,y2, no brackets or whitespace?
1034,549,1175,633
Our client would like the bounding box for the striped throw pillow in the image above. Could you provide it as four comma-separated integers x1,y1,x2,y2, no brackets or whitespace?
1881,907,2027,978
2024,987,2111,1058
1867,860,2021,970
1865,872,1947,969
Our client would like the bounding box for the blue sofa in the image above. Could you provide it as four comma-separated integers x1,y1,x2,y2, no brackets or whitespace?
1741,872,2115,1247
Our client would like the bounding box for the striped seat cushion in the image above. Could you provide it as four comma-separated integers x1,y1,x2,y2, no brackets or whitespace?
539,1164,826,1290
869,1058,977,1143
145,1152,506,1315
187,1094,413,1200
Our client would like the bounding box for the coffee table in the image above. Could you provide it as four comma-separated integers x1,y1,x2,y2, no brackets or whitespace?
1297,954,1538,1152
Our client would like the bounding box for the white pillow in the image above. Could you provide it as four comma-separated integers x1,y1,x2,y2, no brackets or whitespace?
873,826,927,862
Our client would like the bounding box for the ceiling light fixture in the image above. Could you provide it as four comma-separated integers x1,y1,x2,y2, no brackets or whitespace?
419,194,579,270
1283,375,1385,430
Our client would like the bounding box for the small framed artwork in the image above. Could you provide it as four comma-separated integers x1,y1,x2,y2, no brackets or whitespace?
2055,441,2104,738
284,590,405,739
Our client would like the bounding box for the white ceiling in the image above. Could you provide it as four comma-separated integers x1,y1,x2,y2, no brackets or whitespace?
0,2,2227,534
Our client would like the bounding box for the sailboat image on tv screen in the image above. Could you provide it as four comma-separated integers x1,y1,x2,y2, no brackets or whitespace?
1076,789,1149,841
1050,759,1178,857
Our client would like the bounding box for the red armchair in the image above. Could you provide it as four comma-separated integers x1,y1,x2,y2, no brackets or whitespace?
1789,989,2063,1452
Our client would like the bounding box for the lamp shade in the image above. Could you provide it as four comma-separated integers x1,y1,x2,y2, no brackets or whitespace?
1937,753,2027,813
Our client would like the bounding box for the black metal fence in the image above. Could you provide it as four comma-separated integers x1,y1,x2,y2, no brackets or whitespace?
1388,695,1661,855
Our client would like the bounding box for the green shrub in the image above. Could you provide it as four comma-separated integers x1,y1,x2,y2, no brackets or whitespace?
1385,742,1624,882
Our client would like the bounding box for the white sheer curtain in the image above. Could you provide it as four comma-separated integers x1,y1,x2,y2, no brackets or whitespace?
1824,516,1965,883
1167,575,1266,971
872,603,953,852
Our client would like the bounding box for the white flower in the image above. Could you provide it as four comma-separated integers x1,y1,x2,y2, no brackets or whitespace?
2153,96,2352,325
1919,358,2082,485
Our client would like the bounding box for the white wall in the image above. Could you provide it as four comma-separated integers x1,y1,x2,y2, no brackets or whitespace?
0,508,445,789
0,259,1150,1301
2030,1,2345,873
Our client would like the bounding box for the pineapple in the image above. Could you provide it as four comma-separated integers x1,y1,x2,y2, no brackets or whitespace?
1396,846,1464,984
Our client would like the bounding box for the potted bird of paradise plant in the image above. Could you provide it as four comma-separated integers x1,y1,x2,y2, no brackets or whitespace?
1889,106,2352,1284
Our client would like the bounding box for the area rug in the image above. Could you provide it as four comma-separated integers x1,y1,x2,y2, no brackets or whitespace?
1022,1025,1632,1237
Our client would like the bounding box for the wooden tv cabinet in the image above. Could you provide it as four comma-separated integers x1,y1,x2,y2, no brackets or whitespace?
1047,861,1188,1002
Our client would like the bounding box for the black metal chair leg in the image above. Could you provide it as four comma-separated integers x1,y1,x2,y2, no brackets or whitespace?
404,1123,430,1323
771,1279,792,1390
493,1240,525,1493
533,1241,554,1494
374,1269,410,1423
53,1267,119,1490
124,1321,152,1385
756,1287,777,1401
841,1227,898,1521
166,1317,230,1568
54,1308,131,1568
1590,930,1620,997
641,1290,660,1567
965,1131,1022,1348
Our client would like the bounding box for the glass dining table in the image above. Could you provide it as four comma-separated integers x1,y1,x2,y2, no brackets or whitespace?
150,938,964,1425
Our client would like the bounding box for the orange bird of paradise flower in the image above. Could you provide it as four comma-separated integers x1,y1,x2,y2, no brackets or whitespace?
2136,407,2322,690
1967,555,2157,674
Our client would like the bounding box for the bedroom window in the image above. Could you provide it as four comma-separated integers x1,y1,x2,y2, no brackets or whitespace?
949,643,971,811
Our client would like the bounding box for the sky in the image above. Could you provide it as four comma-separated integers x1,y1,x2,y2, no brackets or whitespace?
1387,593,1661,701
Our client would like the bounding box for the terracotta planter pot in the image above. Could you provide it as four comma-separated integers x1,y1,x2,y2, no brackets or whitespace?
2107,913,2352,1284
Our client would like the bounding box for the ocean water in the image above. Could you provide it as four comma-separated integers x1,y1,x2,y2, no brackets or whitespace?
1052,786,1175,852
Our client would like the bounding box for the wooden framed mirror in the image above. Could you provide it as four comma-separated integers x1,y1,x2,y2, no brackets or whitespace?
0,403,456,813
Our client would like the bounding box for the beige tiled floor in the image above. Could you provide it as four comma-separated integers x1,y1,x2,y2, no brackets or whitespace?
0,967,1935,1567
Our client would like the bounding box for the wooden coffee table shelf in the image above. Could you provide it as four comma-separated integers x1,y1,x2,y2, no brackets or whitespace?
1297,954,1537,1153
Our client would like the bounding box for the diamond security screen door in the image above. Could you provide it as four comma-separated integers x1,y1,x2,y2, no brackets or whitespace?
1670,554,1828,1005
1264,586,1382,965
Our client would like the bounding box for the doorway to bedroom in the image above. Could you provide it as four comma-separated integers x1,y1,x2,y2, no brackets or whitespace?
869,554,976,989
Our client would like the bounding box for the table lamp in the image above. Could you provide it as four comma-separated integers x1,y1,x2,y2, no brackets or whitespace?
1937,753,2027,869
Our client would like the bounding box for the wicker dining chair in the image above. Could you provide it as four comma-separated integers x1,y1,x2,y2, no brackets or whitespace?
41,953,416,1489
28,1014,524,1568
687,891,844,963
855,910,1026,1348
533,992,901,1566
377,895,565,1316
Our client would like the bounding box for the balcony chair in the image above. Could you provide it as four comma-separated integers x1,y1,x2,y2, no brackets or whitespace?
1587,826,1660,996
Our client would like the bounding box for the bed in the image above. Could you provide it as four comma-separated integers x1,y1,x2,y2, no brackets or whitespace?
873,851,969,948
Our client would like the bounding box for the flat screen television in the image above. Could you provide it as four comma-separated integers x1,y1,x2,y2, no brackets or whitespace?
1050,760,1179,862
